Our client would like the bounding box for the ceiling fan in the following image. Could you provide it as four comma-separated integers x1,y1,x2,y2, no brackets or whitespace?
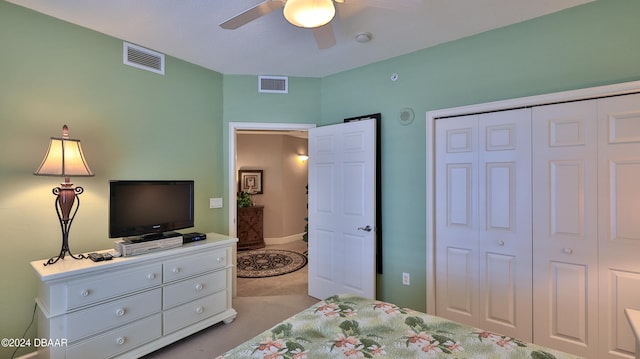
220,0,420,49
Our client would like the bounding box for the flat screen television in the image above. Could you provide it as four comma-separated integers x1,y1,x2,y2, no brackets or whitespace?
109,180,194,240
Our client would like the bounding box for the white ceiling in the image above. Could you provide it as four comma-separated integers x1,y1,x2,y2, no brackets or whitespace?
7,0,593,78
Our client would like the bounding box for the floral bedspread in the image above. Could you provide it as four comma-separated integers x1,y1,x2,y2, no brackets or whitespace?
217,294,582,359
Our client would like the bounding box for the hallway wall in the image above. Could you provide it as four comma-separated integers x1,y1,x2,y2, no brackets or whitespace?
237,133,308,239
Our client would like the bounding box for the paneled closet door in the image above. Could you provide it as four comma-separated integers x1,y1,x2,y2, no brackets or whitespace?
477,109,532,341
435,114,480,326
597,93,640,359
435,109,532,341
532,100,599,358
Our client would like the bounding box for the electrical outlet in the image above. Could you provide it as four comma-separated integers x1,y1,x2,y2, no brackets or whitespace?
402,272,410,286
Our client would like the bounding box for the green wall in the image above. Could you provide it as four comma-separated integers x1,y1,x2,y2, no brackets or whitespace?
0,2,226,358
221,74,321,229
318,0,640,311
2,0,640,357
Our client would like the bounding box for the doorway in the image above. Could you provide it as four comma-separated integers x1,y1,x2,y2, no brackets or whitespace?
228,122,315,236
229,122,315,296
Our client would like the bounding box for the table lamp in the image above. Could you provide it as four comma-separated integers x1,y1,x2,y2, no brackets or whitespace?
34,125,94,265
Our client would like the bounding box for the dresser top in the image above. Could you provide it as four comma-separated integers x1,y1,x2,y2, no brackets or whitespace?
31,232,237,282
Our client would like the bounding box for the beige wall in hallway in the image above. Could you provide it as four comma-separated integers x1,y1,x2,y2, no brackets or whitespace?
237,133,308,239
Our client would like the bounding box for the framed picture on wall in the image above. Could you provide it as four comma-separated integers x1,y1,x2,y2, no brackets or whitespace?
238,170,263,194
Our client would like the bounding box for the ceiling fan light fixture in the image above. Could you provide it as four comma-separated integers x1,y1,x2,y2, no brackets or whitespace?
284,0,336,28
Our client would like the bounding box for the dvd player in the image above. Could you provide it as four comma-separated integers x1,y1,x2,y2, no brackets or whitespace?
115,235,183,257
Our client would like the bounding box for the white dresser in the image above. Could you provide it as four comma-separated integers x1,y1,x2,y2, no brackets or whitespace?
31,233,238,359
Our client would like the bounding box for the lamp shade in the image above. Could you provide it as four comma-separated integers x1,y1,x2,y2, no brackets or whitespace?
34,125,94,177
283,0,335,28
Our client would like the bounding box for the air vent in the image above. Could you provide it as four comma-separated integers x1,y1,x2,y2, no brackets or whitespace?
259,76,288,93
123,42,165,75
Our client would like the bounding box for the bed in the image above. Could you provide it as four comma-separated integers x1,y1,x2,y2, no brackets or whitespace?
216,294,582,358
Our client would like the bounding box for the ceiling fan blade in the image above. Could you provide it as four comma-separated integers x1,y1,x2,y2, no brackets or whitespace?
312,23,336,49
220,0,285,30
341,0,421,10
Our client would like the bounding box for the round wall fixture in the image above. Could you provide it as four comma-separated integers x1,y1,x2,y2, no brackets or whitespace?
390,73,398,81
399,107,415,125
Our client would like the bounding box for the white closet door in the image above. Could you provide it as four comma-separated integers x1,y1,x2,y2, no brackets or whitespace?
597,93,640,359
532,100,599,358
435,114,480,325
477,109,532,341
435,109,532,341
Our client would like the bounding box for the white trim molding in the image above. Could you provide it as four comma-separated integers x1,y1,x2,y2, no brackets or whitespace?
264,233,306,246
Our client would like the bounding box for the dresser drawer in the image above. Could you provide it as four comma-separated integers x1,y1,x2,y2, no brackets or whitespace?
66,313,161,359
163,290,227,335
163,270,226,310
66,263,162,309
65,289,161,342
163,249,227,283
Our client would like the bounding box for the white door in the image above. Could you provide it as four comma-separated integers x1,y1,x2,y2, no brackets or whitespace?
435,114,480,325
307,120,376,300
532,100,599,357
597,94,640,359
477,109,532,340
435,109,532,341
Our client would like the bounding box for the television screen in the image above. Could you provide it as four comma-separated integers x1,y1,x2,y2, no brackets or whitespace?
109,180,194,239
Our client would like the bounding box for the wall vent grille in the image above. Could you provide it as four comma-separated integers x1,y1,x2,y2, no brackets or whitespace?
123,42,165,75
259,76,288,93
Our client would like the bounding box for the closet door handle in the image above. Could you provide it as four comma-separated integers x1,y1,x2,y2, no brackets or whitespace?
357,225,372,232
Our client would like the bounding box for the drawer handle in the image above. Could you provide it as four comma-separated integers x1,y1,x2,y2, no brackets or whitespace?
115,308,126,317
563,247,574,255
147,273,156,280
80,290,90,297
116,337,126,345
172,267,181,274
216,257,224,263
195,283,204,291
195,306,204,314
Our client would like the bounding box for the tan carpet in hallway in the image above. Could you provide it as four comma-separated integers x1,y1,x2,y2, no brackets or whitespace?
143,240,318,359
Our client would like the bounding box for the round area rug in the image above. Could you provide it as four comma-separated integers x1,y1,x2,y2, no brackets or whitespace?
237,249,307,278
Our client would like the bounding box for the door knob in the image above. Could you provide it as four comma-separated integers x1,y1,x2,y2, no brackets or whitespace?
358,225,372,232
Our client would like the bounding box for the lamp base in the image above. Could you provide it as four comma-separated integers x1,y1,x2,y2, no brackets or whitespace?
43,184,88,266
44,247,87,266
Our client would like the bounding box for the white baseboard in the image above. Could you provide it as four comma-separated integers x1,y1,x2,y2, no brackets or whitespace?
264,233,305,245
